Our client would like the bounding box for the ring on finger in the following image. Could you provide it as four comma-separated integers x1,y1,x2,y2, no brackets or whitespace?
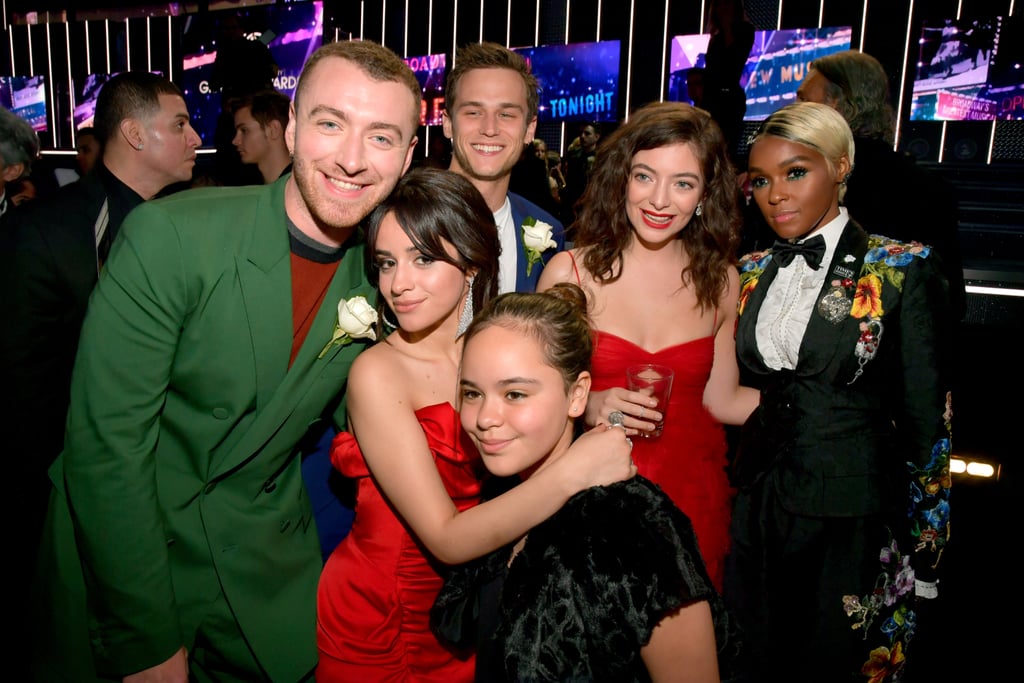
639,406,645,419
608,410,626,428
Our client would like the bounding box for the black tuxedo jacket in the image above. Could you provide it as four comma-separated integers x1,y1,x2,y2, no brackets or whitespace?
0,166,143,495
733,220,952,543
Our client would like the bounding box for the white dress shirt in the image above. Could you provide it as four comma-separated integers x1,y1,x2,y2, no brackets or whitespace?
755,207,849,370
494,196,517,294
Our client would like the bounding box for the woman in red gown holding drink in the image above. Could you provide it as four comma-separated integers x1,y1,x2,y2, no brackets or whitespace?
538,102,759,590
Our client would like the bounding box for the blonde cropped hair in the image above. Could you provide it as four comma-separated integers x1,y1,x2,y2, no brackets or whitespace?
750,101,855,202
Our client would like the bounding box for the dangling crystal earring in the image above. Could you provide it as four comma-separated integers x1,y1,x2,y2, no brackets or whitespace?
456,275,475,337
695,202,703,217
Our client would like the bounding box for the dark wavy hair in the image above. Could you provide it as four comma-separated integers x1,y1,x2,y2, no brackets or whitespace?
463,283,591,391
572,101,741,312
365,167,501,335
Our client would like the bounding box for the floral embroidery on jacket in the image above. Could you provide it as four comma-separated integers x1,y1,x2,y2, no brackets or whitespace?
843,535,916,682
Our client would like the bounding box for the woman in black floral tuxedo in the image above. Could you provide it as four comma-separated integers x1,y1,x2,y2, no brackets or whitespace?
725,102,952,683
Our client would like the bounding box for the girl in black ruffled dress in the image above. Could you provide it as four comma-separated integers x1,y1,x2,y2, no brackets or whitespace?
432,284,738,682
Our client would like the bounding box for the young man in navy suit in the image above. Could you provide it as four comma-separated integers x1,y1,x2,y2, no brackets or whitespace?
444,41,564,293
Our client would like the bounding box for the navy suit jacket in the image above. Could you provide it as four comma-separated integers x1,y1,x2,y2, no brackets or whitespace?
508,191,565,292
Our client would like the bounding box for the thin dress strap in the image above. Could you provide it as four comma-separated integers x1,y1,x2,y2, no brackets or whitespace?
567,250,582,286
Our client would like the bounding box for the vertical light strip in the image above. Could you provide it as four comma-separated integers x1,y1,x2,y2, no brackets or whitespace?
658,0,669,102
451,0,458,60
478,0,484,42
26,21,33,74
8,25,15,74
382,0,387,47
700,0,706,31
818,0,824,27
402,0,408,55
624,0,634,119
2,0,7,34
85,20,91,74
428,0,434,54
360,0,365,40
534,0,540,46
563,0,570,44
105,20,111,73
146,17,152,73
938,122,947,162
987,121,996,163
46,20,55,138
776,0,783,30
894,0,914,149
65,20,72,137
858,0,868,51
167,17,173,81
506,0,512,47
596,0,602,39
125,18,131,70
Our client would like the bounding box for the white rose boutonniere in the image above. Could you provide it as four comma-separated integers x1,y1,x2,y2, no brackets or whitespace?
521,216,558,276
318,295,378,359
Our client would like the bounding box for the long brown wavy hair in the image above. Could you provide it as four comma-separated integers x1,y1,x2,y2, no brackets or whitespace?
571,101,742,312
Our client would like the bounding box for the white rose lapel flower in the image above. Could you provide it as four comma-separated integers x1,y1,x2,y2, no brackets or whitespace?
318,295,378,359
521,216,558,276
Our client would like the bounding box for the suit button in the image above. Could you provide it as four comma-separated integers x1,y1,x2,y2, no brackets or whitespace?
212,408,229,419
204,482,216,494
279,520,291,533
263,481,277,493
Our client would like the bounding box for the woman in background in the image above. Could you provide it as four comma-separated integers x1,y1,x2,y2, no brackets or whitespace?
316,168,633,682
538,101,759,590
434,284,736,682
728,101,951,682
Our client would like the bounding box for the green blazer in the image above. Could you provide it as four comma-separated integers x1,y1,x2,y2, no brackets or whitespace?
31,176,374,681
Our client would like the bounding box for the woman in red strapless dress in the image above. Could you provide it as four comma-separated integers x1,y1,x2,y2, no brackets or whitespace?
537,102,760,590
315,169,634,682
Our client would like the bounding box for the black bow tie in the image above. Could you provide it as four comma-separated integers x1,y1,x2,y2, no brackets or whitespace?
771,235,826,270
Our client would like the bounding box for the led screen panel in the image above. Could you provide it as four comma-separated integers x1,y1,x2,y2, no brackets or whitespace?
666,26,852,121
403,53,446,126
0,74,48,132
513,40,621,124
180,0,323,147
910,15,1024,121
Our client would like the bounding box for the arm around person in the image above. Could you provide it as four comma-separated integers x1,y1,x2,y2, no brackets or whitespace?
345,343,634,566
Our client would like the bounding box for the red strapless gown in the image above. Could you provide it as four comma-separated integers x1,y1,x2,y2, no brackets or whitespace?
316,403,482,682
591,331,734,590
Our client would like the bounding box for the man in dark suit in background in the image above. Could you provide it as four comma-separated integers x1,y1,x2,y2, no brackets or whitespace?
444,41,564,293
2,70,201,682
796,49,966,322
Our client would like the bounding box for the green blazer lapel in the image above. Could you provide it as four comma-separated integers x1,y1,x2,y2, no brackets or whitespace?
238,182,292,415
215,236,374,478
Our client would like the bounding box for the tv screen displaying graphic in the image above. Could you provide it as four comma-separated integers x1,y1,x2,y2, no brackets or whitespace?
72,73,120,130
180,0,324,147
667,26,852,121
513,40,621,124
403,53,446,126
1,75,48,132
667,34,711,106
910,15,1024,121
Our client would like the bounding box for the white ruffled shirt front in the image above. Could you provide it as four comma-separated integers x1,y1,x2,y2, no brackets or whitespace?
755,207,848,370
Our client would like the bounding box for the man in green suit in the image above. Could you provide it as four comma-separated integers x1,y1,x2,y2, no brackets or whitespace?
30,40,422,682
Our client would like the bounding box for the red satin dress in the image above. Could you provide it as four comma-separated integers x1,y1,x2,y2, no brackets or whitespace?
590,331,735,591
316,403,481,682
